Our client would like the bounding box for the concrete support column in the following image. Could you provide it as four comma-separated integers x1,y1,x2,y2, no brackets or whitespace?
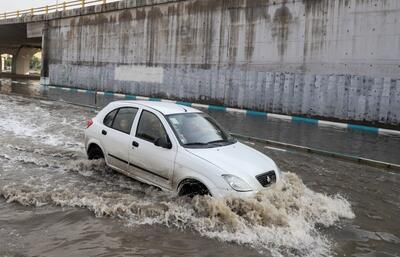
41,21,49,83
14,48,31,75
12,47,40,75
0,56,4,72
11,54,17,74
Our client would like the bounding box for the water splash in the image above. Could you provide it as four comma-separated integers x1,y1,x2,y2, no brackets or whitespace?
0,160,354,257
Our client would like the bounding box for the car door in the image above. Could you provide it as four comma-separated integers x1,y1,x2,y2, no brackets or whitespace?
100,107,139,172
128,108,177,190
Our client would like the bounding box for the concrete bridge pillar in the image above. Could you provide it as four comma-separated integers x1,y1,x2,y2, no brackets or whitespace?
12,47,41,75
40,21,49,83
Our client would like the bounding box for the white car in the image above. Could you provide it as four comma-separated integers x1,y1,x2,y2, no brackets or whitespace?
84,101,281,198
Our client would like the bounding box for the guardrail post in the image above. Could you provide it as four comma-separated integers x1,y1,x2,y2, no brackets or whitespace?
63,2,66,11
45,5,49,14
30,8,34,15
82,0,85,8
3,13,5,19
103,0,107,4
16,10,20,17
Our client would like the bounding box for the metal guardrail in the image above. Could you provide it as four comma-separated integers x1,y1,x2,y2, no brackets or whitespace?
1,0,110,20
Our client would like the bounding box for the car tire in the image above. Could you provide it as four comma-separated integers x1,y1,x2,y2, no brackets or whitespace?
87,144,104,160
178,179,211,198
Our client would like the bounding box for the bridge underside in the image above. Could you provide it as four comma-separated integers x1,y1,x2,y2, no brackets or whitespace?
0,23,42,76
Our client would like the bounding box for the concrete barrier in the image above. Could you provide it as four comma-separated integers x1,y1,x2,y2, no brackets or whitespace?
3,0,400,125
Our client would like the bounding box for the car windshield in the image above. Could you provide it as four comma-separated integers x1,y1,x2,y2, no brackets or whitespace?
166,113,236,148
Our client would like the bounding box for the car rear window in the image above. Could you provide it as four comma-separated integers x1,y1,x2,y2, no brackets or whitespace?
103,109,118,127
113,108,138,134
103,107,138,134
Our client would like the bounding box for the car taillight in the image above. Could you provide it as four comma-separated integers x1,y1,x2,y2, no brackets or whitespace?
86,119,94,128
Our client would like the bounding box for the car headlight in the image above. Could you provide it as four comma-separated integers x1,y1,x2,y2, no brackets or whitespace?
222,174,252,192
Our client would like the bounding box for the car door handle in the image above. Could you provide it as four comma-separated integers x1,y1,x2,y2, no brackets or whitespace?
132,141,139,147
102,130,107,135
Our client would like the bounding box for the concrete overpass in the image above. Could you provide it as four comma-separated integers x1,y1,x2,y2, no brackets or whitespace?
0,0,399,125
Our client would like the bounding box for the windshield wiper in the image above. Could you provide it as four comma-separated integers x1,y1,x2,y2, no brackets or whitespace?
185,139,233,147
206,139,227,144
184,142,209,146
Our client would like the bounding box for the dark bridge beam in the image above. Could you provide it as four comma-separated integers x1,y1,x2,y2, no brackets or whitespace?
0,23,41,48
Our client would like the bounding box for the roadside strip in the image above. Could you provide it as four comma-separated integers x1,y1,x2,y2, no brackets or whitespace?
46,85,400,137
232,133,400,173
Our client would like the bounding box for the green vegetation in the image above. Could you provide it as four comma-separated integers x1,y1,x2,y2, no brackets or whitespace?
30,55,41,71
1,56,12,71
4,57,12,67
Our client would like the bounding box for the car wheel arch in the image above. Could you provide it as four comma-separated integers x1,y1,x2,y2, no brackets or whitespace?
177,178,212,197
175,172,220,197
87,142,105,160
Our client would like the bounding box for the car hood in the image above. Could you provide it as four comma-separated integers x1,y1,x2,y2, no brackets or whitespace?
185,142,277,177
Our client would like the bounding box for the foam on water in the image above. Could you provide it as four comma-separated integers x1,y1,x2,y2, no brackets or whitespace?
0,159,355,257
0,95,84,150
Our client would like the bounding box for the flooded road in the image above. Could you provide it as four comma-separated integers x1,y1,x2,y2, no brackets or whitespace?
0,79,399,257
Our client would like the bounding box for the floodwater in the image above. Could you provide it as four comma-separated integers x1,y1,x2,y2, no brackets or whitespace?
0,79,399,257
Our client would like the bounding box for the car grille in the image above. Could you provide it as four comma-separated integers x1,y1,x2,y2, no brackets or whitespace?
256,170,276,187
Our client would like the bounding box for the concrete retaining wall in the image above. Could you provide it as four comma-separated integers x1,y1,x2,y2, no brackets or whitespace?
45,0,400,125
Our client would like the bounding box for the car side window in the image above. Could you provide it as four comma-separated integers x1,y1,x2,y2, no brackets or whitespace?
103,109,118,127
112,107,138,134
136,110,168,142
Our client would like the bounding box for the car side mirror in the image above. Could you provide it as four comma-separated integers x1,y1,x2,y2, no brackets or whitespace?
154,136,172,149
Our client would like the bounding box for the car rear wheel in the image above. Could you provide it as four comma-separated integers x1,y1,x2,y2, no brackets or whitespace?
87,144,104,160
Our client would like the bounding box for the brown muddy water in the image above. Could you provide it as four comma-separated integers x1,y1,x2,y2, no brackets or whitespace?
0,81,399,257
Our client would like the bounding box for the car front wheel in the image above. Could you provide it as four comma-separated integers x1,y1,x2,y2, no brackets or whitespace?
178,179,211,198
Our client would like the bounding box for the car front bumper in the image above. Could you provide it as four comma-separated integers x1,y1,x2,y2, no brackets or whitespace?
210,187,259,198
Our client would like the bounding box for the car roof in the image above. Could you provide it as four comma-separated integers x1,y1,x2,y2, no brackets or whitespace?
110,100,202,115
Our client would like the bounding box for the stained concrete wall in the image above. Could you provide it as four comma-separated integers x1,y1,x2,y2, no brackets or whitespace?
44,0,400,125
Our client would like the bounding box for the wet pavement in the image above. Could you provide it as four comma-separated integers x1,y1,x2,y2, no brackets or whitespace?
0,78,399,257
207,110,400,165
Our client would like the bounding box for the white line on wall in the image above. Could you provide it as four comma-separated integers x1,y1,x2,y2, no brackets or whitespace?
114,65,164,83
